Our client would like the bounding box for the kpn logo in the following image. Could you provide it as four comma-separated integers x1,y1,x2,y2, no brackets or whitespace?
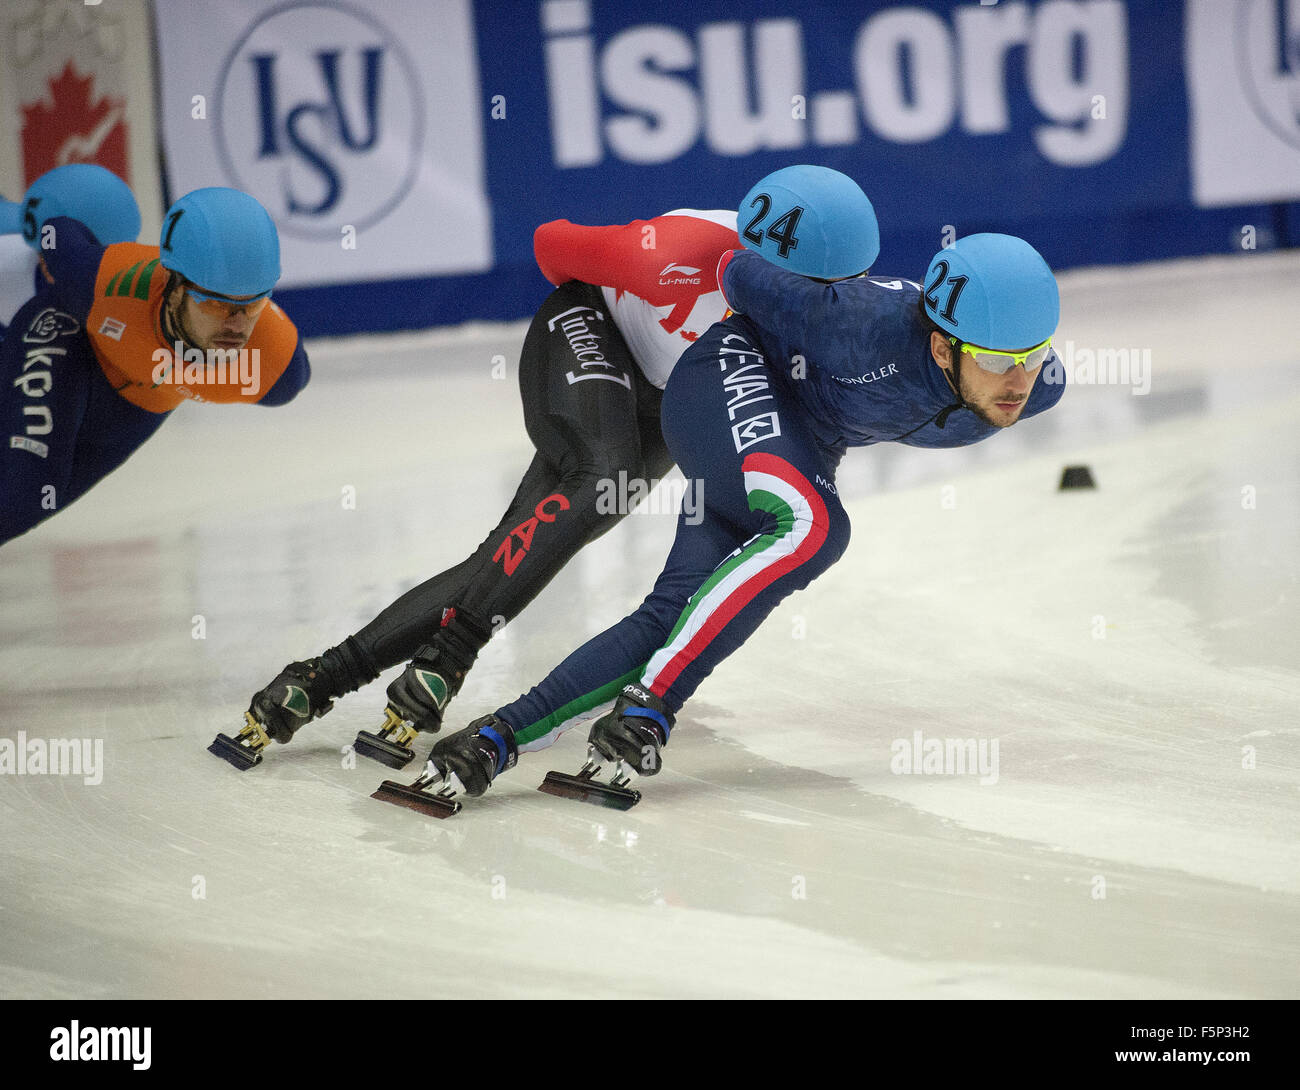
214,2,423,237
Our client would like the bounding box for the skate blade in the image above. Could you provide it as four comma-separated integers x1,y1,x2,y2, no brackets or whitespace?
207,732,263,770
371,780,461,818
352,730,416,770
538,770,641,811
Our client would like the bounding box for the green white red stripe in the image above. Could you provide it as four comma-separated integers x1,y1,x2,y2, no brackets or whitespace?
512,665,643,751
642,452,829,697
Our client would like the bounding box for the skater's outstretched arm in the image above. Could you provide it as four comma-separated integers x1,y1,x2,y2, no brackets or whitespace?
36,217,105,319
535,213,737,336
252,329,310,406
534,213,737,293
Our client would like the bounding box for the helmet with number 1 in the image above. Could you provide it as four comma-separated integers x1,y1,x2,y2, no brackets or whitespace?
738,164,879,280
0,164,141,250
159,187,280,297
923,233,1059,351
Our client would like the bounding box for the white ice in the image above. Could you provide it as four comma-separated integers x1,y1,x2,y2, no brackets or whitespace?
1,252,1297,999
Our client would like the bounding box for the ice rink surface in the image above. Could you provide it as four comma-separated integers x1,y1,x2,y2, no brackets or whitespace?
2,253,1298,1000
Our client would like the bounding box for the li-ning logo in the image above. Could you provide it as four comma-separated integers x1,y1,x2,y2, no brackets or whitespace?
214,1,424,237
658,262,701,286
547,305,631,388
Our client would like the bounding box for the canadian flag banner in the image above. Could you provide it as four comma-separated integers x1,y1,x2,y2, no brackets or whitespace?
20,63,128,185
0,0,162,236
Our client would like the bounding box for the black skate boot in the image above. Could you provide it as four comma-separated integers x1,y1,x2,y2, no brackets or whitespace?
209,659,337,770
539,684,675,810
371,714,518,818
588,684,675,775
353,607,493,770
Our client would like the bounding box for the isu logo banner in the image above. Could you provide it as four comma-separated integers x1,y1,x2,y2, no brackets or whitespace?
154,0,492,287
214,3,425,238
1187,0,1300,206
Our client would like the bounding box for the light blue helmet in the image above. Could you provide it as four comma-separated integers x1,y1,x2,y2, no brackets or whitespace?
923,233,1059,350
0,164,141,251
159,187,280,296
739,165,879,280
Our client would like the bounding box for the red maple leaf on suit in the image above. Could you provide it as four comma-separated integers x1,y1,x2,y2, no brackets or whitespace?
21,62,129,187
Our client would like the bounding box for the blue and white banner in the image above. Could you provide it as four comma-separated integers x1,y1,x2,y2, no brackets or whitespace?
153,0,491,287
152,0,1299,336
1187,0,1300,206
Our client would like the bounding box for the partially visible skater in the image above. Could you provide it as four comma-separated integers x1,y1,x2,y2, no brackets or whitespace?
0,164,141,340
0,186,309,546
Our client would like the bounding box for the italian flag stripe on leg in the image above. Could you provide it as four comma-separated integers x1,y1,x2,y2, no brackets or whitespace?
642,452,829,697
512,665,644,752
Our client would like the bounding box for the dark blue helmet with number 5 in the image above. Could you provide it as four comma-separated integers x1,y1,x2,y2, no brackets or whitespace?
738,164,879,280
923,233,1059,351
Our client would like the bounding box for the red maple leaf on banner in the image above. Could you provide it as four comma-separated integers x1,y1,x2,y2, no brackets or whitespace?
20,62,129,187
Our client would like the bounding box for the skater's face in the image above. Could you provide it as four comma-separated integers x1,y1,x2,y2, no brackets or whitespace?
171,282,268,352
930,332,1041,428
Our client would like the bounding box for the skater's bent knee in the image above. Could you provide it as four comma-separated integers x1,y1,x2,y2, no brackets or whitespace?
558,456,650,515
785,503,851,584
821,505,852,566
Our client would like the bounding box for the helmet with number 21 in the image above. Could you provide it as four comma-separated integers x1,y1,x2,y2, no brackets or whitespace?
923,233,1059,370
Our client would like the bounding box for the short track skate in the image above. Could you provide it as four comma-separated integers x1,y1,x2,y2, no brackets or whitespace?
538,745,643,811
352,706,421,770
371,762,464,818
208,713,273,771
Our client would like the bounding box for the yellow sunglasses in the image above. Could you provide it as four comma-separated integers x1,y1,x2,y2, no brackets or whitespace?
950,336,1053,375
